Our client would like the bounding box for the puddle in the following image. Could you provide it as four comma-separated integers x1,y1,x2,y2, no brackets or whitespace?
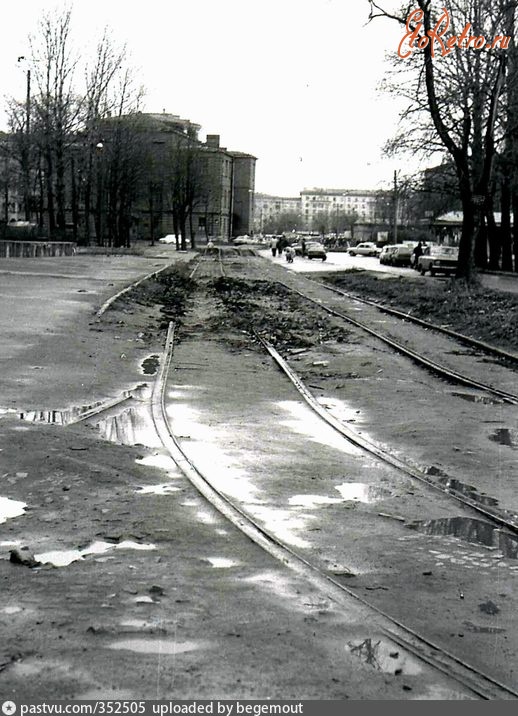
451,392,504,405
0,496,27,524
249,505,312,548
276,400,362,456
132,596,157,604
436,476,499,508
348,637,422,675
135,454,180,473
19,403,104,425
135,483,180,495
489,428,517,449
289,494,342,508
18,386,151,429
206,557,239,568
316,396,364,425
141,355,160,376
407,517,518,559
167,403,259,502
95,405,161,448
35,539,156,567
335,482,392,503
1,606,23,614
107,639,204,655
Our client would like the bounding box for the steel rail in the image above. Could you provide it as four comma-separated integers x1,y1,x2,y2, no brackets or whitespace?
254,333,518,535
277,281,518,405
96,263,173,317
314,278,518,364
148,321,518,700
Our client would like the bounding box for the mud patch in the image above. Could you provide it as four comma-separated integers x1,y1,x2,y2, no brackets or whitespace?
489,428,517,449
450,392,505,405
141,354,160,376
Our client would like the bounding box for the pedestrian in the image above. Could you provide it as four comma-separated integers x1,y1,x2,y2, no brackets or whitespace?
301,238,306,257
285,246,295,263
270,236,277,257
276,237,284,256
412,241,423,269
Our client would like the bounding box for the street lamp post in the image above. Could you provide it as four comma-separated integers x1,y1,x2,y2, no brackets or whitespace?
96,142,104,245
393,170,399,244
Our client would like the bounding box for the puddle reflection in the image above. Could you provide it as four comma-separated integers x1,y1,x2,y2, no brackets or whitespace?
335,483,392,503
435,477,499,508
348,637,422,675
407,517,518,559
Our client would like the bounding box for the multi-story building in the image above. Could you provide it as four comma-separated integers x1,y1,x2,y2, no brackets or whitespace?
253,193,302,233
128,116,256,241
300,188,378,226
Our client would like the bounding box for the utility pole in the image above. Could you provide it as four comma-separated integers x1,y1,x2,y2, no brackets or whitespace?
393,170,398,244
18,58,32,221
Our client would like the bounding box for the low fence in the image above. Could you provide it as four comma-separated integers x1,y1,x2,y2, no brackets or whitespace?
0,241,76,258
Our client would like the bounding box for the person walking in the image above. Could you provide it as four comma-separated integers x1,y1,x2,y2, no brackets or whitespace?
270,236,277,257
412,241,423,269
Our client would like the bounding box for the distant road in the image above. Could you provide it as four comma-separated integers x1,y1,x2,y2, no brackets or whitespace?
258,249,518,294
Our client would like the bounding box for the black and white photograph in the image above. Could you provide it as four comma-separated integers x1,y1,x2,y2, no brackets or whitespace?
0,0,517,705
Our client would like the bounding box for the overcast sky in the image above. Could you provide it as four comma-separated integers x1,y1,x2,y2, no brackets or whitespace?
0,0,416,196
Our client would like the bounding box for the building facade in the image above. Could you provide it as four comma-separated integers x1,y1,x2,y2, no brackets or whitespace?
253,194,302,233
300,188,378,226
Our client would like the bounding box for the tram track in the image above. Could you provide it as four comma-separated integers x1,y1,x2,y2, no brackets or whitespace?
145,321,518,700
314,278,518,365
28,249,518,698
275,280,518,405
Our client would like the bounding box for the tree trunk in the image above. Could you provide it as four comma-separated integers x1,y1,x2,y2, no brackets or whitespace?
512,191,518,273
456,190,475,280
500,177,512,271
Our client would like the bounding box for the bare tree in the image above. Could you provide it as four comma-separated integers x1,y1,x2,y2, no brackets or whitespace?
29,6,81,237
368,0,514,279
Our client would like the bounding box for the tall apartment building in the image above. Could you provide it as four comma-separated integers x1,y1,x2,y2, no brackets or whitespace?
300,188,378,226
253,193,301,232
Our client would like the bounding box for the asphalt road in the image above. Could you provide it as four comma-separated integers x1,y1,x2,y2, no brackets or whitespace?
258,248,518,293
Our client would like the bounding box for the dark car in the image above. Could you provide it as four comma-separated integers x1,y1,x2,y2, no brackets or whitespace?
306,241,327,261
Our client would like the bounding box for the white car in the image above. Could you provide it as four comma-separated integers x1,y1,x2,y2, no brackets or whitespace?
348,242,381,257
158,234,177,244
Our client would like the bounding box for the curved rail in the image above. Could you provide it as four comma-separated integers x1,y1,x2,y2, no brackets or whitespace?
315,279,518,364
277,281,518,405
149,321,518,700
254,332,518,534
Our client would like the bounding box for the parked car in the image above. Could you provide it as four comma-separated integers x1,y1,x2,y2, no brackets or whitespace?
233,235,253,245
306,241,327,261
389,243,414,267
158,234,177,244
417,246,459,276
348,242,381,257
292,243,304,256
379,244,397,265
